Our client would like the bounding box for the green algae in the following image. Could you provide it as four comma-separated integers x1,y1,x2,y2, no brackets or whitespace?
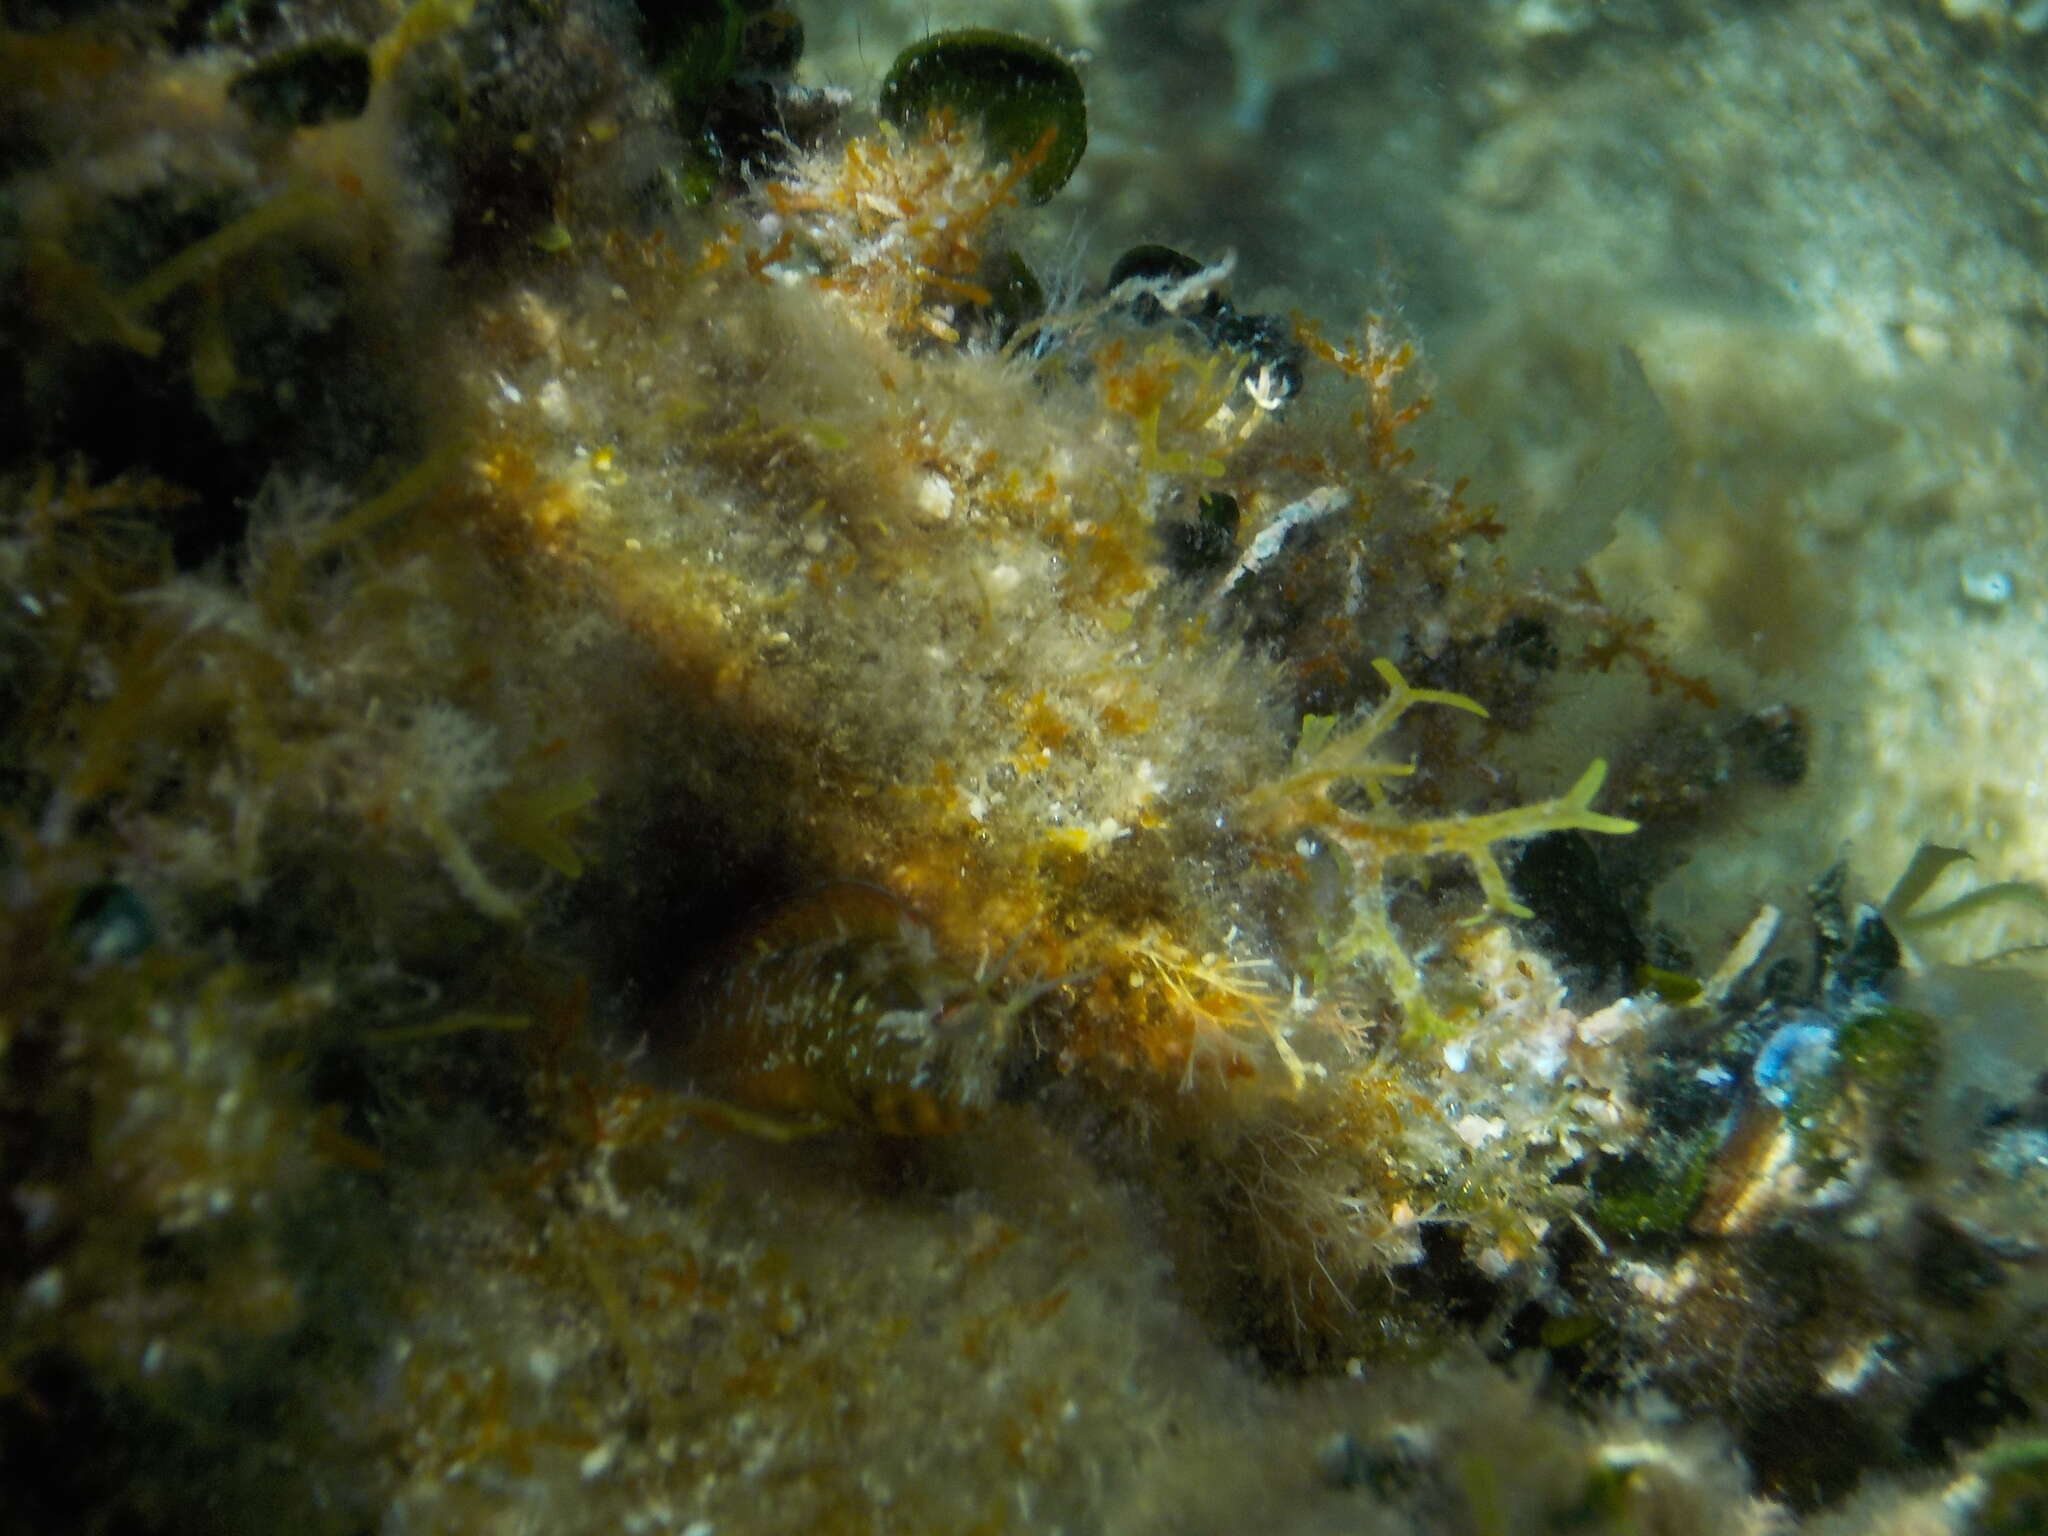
880,29,1088,203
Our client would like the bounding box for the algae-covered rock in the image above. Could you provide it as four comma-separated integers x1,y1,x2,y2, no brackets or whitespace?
3,1,2044,1532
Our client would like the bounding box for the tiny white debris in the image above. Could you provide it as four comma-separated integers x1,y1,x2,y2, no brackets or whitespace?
1455,1113,1507,1147
580,1439,618,1479
986,562,1023,593
1215,486,1349,597
1620,1256,1699,1306
527,1346,562,1385
1821,1337,1888,1395
1516,1021,1570,1080
1578,995,1645,1047
539,379,572,424
1580,1097,1625,1130
1596,1440,1679,1474
1441,1038,1472,1073
1244,362,1290,412
496,375,523,405
1959,557,2014,609
1516,0,1595,36
914,471,955,523
1900,321,1951,362
514,290,561,353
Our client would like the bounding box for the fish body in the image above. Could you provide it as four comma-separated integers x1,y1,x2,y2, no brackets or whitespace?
669,883,1012,1137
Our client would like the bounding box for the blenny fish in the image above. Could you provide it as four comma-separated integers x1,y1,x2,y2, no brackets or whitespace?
660,882,1050,1139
